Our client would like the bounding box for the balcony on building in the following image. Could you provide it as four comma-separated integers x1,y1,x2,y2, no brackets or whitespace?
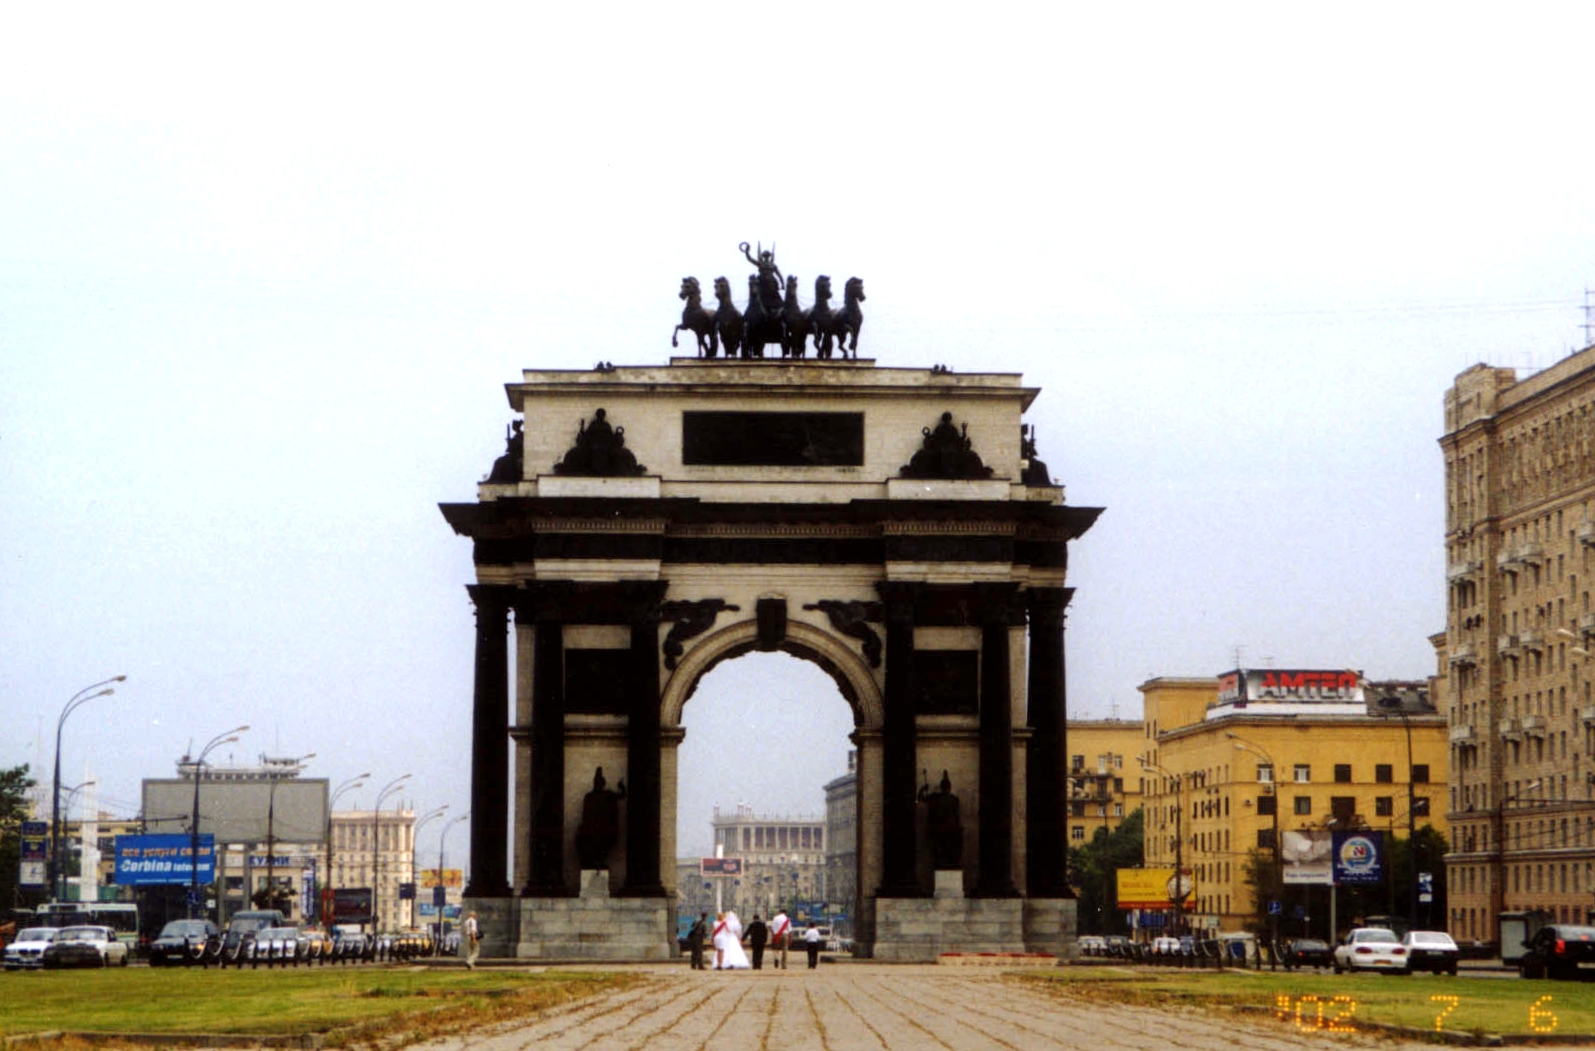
1496,634,1521,657
1449,723,1477,744
1448,643,1477,668
1581,705,1595,727
1516,541,1544,565
1520,713,1547,738
1521,628,1545,652
1447,559,1483,583
1578,521,1595,548
1498,717,1523,741
1579,612,1595,638
1496,549,1522,574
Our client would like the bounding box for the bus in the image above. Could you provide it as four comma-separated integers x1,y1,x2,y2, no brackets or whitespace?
36,902,140,951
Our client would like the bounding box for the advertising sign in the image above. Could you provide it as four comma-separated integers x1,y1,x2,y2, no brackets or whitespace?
1217,669,1364,705
1332,830,1385,886
421,868,464,889
1116,868,1178,910
701,857,743,876
334,887,374,925
1281,830,1333,885
113,833,215,886
19,827,46,888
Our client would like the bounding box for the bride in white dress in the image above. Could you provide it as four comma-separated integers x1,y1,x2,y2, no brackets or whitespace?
712,910,750,969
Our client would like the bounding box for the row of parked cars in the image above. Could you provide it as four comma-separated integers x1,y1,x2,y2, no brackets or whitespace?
2,926,129,969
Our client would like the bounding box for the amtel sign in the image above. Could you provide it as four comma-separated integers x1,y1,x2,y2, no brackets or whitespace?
1217,669,1364,705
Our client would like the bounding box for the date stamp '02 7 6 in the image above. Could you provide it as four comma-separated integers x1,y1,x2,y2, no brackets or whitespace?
1273,993,1559,1035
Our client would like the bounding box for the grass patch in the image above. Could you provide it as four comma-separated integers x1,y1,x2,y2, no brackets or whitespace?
0,967,640,1047
1017,965,1595,1038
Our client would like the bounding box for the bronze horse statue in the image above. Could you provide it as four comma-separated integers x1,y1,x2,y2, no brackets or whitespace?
809,275,838,359
827,276,865,358
712,276,743,360
741,273,785,359
781,275,812,358
672,276,716,357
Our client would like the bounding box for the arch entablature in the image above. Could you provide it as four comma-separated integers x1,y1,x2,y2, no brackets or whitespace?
660,613,884,732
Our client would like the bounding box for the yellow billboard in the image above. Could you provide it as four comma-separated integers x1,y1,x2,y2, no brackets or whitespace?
420,869,464,889
1116,868,1177,910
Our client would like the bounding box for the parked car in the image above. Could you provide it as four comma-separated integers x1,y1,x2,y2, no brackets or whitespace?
1283,938,1333,970
41,925,129,968
147,919,220,966
222,909,285,959
1076,935,1107,956
1332,928,1407,974
1518,924,1595,980
2,927,58,970
1150,936,1182,956
1402,930,1459,975
251,927,303,966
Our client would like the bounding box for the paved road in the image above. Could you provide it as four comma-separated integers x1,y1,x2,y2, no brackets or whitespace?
410,963,1584,1051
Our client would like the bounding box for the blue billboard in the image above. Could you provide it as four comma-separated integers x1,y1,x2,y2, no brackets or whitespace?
1331,830,1384,886
114,834,215,886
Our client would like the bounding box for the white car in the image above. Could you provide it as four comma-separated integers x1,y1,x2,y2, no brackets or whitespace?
42,925,129,968
1332,927,1408,973
2,927,59,969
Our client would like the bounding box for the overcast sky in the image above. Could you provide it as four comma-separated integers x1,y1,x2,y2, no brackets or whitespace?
4,6,1594,864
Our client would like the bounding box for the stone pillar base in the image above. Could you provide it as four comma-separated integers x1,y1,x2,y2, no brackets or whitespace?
933,870,964,900
1022,898,1079,958
870,895,1078,962
461,896,519,960
505,870,674,961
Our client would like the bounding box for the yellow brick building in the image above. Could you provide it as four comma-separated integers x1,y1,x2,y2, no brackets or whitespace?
1439,347,1595,943
1139,673,1448,935
1066,719,1143,847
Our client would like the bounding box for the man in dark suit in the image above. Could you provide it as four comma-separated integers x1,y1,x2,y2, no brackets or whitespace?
746,915,770,969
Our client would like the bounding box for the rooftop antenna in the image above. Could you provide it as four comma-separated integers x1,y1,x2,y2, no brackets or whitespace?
1584,288,1593,350
1231,644,1245,669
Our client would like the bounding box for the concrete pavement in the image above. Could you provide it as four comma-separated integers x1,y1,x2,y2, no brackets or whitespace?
409,963,1558,1051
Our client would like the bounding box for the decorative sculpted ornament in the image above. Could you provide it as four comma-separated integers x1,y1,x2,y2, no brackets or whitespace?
574,767,626,870
899,412,994,480
665,246,864,362
918,770,962,869
484,419,524,483
553,409,647,477
673,276,717,358
659,598,741,669
803,600,884,668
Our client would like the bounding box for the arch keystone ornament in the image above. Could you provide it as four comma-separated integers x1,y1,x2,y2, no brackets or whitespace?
441,317,1101,962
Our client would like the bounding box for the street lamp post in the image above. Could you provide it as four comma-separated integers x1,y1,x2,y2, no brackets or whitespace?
410,807,448,931
371,775,411,935
1376,695,1419,928
1227,733,1281,967
189,725,249,919
264,753,316,915
1493,778,1543,938
323,773,369,926
52,676,124,901
436,813,469,954
1138,757,1187,935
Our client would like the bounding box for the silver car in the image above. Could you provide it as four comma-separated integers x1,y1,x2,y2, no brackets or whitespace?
2,927,59,970
1332,927,1408,974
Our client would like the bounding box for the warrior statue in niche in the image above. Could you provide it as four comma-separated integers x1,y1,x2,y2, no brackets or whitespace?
575,767,627,870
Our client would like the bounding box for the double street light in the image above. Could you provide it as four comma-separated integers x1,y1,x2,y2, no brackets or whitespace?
324,773,370,923
189,725,249,918
1227,731,1282,961
371,774,411,934
265,752,316,909
411,807,449,930
1137,755,1188,933
52,676,125,901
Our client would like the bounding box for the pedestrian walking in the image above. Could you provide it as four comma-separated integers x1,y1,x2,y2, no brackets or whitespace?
804,925,822,969
462,911,480,970
769,908,791,969
746,914,769,969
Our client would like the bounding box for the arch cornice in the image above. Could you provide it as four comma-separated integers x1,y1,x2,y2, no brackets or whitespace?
660,614,883,731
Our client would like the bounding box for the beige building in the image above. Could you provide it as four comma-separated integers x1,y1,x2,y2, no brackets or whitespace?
327,809,418,932
1066,719,1142,846
1139,673,1448,933
708,804,827,920
1440,347,1595,942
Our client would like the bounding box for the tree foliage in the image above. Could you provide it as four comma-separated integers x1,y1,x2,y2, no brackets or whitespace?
1068,807,1145,935
1,765,39,912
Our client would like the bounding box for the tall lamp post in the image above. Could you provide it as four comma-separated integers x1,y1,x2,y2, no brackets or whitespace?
189,725,249,919
1227,732,1281,965
410,806,448,930
436,812,469,953
323,773,369,926
264,752,316,914
1138,756,1187,935
1376,694,1419,927
371,774,411,935
52,676,124,901
1492,778,1542,937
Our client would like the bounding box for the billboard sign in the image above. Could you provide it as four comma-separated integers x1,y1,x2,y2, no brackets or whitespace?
1217,669,1364,705
701,857,743,876
1332,830,1385,886
421,869,463,889
333,887,374,925
1116,868,1178,910
113,834,215,886
1281,830,1333,885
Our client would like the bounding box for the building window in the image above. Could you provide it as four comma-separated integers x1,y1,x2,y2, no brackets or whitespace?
1414,796,1431,817
1376,764,1394,784
1331,796,1357,826
1071,755,1084,771
1412,764,1430,783
1293,764,1311,783
1258,828,1276,849
1257,794,1277,815
1375,796,1394,817
1294,796,1313,815
1334,764,1352,783
1256,764,1273,783
1070,825,1085,841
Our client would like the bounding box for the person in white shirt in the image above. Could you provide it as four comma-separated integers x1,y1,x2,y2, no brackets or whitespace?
769,909,791,970
462,911,480,970
804,925,822,969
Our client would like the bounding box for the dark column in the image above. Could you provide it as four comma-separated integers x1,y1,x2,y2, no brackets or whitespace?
524,588,568,895
464,585,511,898
876,581,924,896
976,584,1020,898
1025,588,1073,898
619,581,670,896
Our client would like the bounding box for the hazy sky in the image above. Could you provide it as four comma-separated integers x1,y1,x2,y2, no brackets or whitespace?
5,7,1594,864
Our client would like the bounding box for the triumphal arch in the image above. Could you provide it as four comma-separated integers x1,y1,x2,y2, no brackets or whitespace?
441,332,1100,961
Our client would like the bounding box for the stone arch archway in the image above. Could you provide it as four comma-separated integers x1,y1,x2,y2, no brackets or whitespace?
441,357,1100,961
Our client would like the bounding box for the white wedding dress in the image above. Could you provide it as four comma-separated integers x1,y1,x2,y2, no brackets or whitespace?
712,911,750,969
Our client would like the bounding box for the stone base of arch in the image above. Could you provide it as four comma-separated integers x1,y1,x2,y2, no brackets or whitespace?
466,871,674,962
871,884,1077,962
